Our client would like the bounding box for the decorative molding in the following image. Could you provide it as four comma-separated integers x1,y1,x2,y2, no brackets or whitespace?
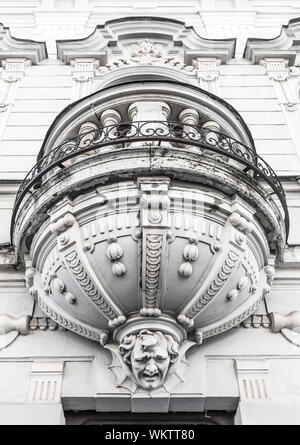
243,18,300,65
242,314,271,329
197,293,264,341
144,234,163,307
187,250,240,318
0,24,47,64
235,358,271,401
178,239,199,279
51,212,125,326
97,48,198,78
27,361,64,404
106,237,127,277
138,177,170,311
56,17,235,65
38,293,108,345
64,250,118,319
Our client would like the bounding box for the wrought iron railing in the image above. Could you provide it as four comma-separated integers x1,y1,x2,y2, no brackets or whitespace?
11,121,289,239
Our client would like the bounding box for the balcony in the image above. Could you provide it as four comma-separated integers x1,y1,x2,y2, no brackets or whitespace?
11,118,288,244
10,79,287,392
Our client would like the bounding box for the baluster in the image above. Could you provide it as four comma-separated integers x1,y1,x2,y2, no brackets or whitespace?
179,108,200,150
100,109,122,148
77,121,98,161
128,101,171,147
202,120,228,162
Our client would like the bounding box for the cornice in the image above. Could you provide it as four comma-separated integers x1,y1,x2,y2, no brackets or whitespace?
244,17,300,65
56,17,236,65
0,23,47,64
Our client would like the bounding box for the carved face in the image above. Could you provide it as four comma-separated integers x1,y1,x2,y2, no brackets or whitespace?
131,333,170,389
119,329,179,390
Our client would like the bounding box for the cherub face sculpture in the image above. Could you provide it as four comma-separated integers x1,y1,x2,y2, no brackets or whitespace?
119,329,179,389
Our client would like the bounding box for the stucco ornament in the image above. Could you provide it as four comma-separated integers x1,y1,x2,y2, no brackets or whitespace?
12,82,286,394
127,39,165,61
120,329,178,389
98,38,196,74
106,327,194,394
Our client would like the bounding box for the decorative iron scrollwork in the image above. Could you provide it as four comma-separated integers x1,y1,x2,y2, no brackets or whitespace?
10,120,289,240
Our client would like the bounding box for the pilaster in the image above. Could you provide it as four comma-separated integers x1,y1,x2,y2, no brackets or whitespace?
0,58,31,141
193,58,221,95
263,58,298,112
70,58,99,101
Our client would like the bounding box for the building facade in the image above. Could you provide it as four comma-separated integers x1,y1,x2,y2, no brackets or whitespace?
1,0,300,425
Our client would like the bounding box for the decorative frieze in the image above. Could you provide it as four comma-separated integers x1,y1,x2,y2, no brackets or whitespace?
56,18,236,65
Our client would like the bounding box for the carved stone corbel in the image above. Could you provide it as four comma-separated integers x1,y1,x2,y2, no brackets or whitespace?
106,321,195,394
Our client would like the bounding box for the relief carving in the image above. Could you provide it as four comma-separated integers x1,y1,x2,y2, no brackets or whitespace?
106,327,194,394
19,185,274,393
119,329,179,390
